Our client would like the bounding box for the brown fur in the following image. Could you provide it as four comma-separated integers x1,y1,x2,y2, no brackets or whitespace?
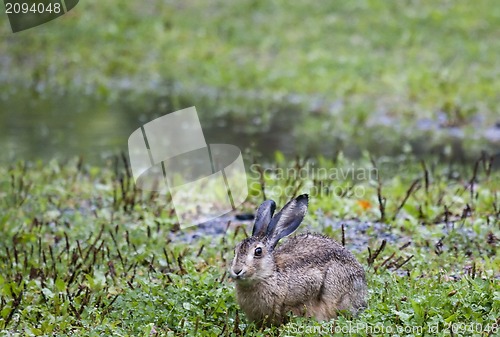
229,196,367,326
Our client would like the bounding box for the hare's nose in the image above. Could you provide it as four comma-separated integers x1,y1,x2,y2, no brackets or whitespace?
234,268,243,275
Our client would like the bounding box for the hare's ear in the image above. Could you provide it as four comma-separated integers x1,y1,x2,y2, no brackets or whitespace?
252,200,276,238
266,194,308,248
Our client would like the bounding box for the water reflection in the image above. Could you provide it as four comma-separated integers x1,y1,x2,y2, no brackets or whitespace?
0,90,498,166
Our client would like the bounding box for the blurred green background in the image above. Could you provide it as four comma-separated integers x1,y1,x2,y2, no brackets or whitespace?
1,0,499,163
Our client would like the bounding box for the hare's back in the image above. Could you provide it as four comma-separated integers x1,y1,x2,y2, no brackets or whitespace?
274,233,360,271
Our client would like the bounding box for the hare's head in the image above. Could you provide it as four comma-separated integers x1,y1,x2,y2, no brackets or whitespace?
230,195,309,283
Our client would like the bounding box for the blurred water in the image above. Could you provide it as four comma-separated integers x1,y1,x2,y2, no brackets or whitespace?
0,93,131,163
0,90,499,165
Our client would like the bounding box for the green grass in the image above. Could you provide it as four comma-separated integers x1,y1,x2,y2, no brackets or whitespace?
0,154,498,336
1,0,500,158
3,0,500,117
1,1,499,335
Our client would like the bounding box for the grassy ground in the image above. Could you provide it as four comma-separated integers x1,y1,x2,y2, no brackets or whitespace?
0,154,498,336
1,1,499,336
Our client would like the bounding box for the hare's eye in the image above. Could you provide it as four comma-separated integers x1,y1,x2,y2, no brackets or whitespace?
254,247,262,257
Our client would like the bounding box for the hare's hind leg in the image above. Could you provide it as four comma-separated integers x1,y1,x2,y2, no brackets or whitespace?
309,268,345,320
335,272,367,316
307,301,338,321
318,265,365,319
349,277,368,314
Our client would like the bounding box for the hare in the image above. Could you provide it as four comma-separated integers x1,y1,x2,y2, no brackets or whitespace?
229,194,367,326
